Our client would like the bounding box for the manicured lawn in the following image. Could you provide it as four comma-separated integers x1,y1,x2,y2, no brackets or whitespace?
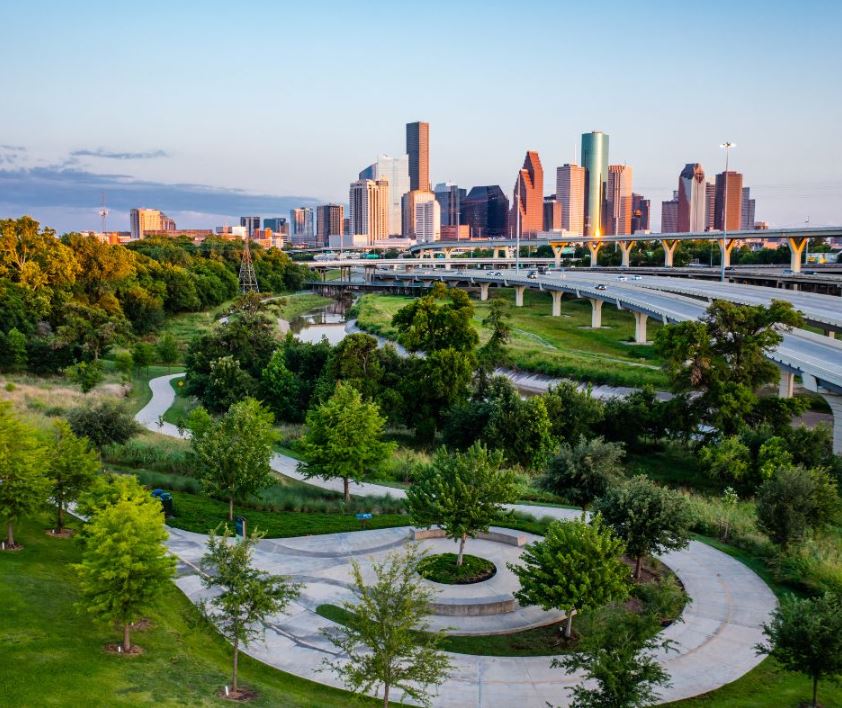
354,291,669,388
162,377,197,426
417,553,497,584
0,516,376,707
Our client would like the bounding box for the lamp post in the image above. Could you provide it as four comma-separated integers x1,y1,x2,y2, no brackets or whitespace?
719,142,736,282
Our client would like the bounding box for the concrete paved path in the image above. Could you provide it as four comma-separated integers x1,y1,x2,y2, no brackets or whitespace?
137,374,777,707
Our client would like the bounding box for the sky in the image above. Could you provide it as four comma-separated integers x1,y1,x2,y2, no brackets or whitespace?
1,0,841,233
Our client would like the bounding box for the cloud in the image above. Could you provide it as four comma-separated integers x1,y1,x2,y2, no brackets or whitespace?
0,144,27,166
70,148,170,160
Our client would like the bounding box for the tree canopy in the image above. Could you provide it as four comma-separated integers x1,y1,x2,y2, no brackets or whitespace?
541,436,626,511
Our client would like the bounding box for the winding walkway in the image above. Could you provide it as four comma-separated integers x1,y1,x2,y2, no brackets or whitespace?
138,373,777,707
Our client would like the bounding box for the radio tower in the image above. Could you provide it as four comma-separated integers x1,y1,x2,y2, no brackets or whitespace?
238,234,259,293
97,192,109,234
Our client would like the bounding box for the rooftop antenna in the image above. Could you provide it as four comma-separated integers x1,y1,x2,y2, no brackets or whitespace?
238,234,259,293
97,192,109,233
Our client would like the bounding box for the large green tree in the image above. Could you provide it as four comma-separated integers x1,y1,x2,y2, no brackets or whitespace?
509,516,630,637
391,283,478,354
541,436,626,511
188,398,277,520
322,546,451,708
66,399,140,451
46,419,100,532
300,382,394,502
407,443,518,566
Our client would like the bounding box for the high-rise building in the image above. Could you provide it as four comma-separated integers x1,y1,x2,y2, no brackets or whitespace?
631,193,650,233
434,183,466,227
661,192,679,233
460,186,509,238
130,208,175,239
543,196,562,231
414,192,441,243
360,154,410,235
556,164,585,235
741,187,756,230
714,171,744,231
406,121,430,192
289,207,315,244
263,217,288,235
677,164,707,233
316,204,345,244
349,179,389,244
581,131,609,236
240,216,261,236
605,164,633,235
511,151,544,236
705,183,716,230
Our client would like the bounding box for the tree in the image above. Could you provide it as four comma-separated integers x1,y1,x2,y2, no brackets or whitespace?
64,359,104,393
594,475,693,579
201,526,300,696
391,283,478,353
756,466,839,548
73,495,175,652
156,332,180,371
699,435,752,488
114,350,133,382
552,609,673,708
322,546,451,707
756,593,842,708
300,382,394,502
407,443,518,566
189,398,277,521
541,436,625,511
131,341,155,374
1,327,27,372
510,516,630,637
66,399,140,451
46,419,100,532
475,298,511,392
204,355,256,412
0,402,49,548
542,382,604,444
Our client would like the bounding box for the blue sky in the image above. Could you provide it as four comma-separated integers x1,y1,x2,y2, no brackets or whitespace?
1,0,841,232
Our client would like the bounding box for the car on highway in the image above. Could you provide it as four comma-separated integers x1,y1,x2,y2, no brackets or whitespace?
526,270,538,279
595,284,608,291
632,275,643,280
616,275,628,281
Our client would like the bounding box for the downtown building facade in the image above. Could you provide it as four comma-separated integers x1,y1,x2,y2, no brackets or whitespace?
263,217,288,235
543,196,561,231
511,151,544,236
677,163,707,232
349,179,390,244
460,186,509,238
581,131,609,236
359,154,410,236
434,182,466,227
741,187,756,230
289,207,315,244
631,193,650,232
605,164,633,235
406,121,430,191
556,163,585,234
130,208,175,239
316,204,345,244
714,171,744,231
240,216,261,236
661,191,679,233
413,192,441,243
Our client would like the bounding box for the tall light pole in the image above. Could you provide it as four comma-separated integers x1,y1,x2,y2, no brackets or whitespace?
515,189,521,273
719,142,736,282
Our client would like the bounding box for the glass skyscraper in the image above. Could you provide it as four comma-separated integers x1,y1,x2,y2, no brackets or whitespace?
581,131,609,236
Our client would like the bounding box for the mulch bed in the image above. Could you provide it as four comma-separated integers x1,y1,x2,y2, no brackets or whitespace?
45,528,75,539
218,687,258,702
0,542,23,552
104,643,144,656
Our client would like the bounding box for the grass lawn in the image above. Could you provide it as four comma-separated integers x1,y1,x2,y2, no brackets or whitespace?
162,377,197,426
626,445,719,494
155,300,233,355
274,292,333,321
418,553,497,584
354,291,669,388
0,516,377,707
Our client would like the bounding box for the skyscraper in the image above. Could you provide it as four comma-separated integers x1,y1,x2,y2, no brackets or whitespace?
581,131,609,236
406,121,430,192
714,171,744,231
677,164,707,233
511,151,544,236
289,207,315,244
543,196,561,232
130,208,175,239
460,186,509,238
631,194,650,232
240,216,261,236
414,193,441,243
434,183,466,227
263,217,288,234
360,154,410,235
741,186,756,230
661,192,679,233
349,180,389,244
705,183,716,230
606,164,633,235
556,164,585,235
316,204,344,244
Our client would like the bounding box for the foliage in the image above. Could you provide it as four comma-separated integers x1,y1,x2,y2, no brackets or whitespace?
699,436,752,488
131,341,155,372
407,443,518,566
0,326,27,372
391,282,478,353
594,475,693,578
155,331,180,368
259,335,332,422
321,546,451,707
542,381,604,443
66,399,140,450
756,593,842,708
64,359,105,393
205,355,256,411
541,436,626,510
201,526,301,692
416,553,496,584
46,419,100,531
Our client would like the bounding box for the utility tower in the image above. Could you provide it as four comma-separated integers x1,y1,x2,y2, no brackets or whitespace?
238,235,259,293
97,192,109,233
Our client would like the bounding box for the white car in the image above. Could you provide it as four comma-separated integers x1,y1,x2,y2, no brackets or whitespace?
632,275,643,281
616,275,628,281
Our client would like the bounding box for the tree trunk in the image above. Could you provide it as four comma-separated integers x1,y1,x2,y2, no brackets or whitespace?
634,555,643,580
812,675,818,708
232,638,240,692
123,622,132,652
228,497,234,522
457,535,466,567
564,611,574,638
6,521,14,547
383,682,390,708
57,502,65,532
344,477,350,503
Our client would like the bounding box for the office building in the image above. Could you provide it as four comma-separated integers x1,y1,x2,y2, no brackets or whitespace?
543,196,561,231
434,182,466,227
741,187,756,230
460,185,509,238
661,192,679,233
240,216,260,236
360,154,410,235
130,208,175,239
606,164,633,235
406,121,430,191
263,217,288,235
631,193,650,232
289,207,315,244
349,179,389,244
556,164,585,235
581,131,609,236
511,151,544,236
414,192,441,243
316,204,345,244
441,224,470,240
705,183,716,230
677,164,707,233
714,171,744,231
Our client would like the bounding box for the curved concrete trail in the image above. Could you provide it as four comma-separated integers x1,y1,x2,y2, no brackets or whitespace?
138,374,777,707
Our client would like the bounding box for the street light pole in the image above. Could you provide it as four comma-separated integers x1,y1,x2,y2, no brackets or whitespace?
719,142,736,282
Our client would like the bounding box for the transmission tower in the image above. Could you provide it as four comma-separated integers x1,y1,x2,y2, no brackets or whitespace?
97,192,109,233
238,235,259,293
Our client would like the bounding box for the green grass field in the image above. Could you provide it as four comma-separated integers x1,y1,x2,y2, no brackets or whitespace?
274,292,333,321
354,290,669,388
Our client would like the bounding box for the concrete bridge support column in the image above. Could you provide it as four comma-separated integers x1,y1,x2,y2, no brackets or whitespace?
514,286,526,307
821,393,842,455
618,241,637,268
550,242,566,268
787,237,807,274
479,283,490,301
551,290,563,316
587,241,605,267
778,369,795,399
589,298,604,328
633,312,648,344
662,239,679,267
826,330,837,339
719,238,738,268
506,247,515,260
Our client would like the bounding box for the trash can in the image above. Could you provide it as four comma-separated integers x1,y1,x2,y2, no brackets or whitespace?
235,516,247,538
159,492,174,516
